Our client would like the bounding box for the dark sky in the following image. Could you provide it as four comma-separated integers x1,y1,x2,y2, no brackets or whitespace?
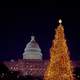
0,1,80,60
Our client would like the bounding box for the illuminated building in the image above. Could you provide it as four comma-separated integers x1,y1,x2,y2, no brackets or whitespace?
23,36,42,60
4,35,46,76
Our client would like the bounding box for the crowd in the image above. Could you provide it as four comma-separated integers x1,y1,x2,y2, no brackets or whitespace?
0,63,80,80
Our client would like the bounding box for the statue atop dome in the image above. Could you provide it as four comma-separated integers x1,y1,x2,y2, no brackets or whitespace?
31,36,35,41
23,36,42,60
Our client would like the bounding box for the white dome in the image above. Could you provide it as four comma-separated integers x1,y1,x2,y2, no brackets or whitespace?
24,36,41,52
23,36,42,60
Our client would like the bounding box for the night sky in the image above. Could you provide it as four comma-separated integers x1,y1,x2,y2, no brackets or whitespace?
0,1,80,61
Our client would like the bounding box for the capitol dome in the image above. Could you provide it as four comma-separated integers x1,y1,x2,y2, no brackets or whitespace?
23,36,42,60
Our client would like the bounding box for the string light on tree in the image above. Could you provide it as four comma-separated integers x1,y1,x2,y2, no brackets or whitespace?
44,19,74,80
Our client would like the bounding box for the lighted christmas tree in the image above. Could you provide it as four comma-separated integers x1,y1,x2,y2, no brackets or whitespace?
44,19,73,80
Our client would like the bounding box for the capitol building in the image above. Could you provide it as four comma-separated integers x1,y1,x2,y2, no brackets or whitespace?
4,35,49,77
23,36,42,60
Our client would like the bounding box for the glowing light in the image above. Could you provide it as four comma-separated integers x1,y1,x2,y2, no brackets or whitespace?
44,20,73,80
59,19,62,24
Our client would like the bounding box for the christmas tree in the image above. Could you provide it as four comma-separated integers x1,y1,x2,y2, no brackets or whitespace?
44,19,73,80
